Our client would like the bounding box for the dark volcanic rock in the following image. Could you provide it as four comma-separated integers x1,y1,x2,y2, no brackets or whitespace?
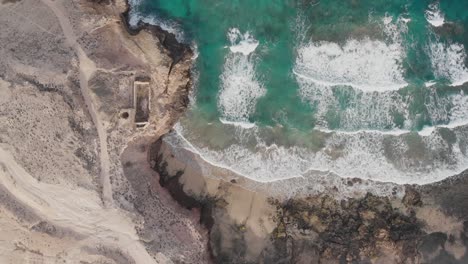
420,170,468,219
273,194,423,263
150,139,203,210
402,186,422,207
120,8,192,69
150,139,468,263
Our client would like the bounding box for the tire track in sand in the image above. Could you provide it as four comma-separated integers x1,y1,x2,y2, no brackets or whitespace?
40,0,113,207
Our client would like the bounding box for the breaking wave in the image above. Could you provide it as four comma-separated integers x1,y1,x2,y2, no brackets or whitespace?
294,15,408,93
217,28,265,125
293,16,414,130
294,38,407,92
428,42,468,86
129,0,468,192
425,2,445,27
169,118,468,186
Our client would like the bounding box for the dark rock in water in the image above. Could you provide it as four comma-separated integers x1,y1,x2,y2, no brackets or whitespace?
418,232,468,264
402,186,422,207
433,22,465,38
120,8,192,69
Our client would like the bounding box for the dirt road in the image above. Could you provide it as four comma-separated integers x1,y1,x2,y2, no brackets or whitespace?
40,0,113,206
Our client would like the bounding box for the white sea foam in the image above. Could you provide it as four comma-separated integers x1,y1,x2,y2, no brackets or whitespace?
418,126,435,136
173,118,468,186
127,2,185,42
227,28,259,55
425,81,437,87
294,38,407,92
449,91,468,124
219,118,256,129
429,42,468,86
425,2,445,27
294,14,408,93
381,14,409,45
217,29,265,123
401,18,411,24
295,67,412,130
165,132,404,198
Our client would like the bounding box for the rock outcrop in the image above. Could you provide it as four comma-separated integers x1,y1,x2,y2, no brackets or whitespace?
151,135,468,264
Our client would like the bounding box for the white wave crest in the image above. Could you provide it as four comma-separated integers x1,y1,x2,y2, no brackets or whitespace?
425,81,436,87
292,15,413,130
294,38,407,92
219,118,256,129
173,119,468,186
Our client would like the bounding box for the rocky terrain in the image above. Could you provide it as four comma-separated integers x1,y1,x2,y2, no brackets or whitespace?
152,137,468,263
1,0,468,263
0,0,209,262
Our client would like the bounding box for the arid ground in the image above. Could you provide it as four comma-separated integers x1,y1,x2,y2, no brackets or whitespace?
1,0,468,263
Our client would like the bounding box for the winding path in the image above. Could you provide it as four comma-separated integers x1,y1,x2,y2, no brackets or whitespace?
40,0,113,207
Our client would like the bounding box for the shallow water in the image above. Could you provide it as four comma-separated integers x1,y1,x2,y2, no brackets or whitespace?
130,0,468,185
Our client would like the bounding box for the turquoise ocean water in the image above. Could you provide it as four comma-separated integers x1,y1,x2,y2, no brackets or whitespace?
130,0,468,185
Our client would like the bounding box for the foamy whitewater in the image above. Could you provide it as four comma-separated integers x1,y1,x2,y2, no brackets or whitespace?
429,42,468,86
293,16,409,93
294,38,406,92
425,2,445,27
170,120,468,185
130,0,468,192
218,29,265,125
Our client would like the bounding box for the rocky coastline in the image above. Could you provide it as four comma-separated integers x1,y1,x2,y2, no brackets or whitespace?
150,134,468,263
114,1,468,262
122,4,468,261
150,135,468,263
1,0,468,262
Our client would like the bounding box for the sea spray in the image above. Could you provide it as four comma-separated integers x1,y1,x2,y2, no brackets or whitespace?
218,29,265,124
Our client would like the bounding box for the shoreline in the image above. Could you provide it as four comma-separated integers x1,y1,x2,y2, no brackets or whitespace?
120,2,468,261
166,121,468,188
163,128,404,198
120,0,468,193
120,5,192,66
150,132,468,263
120,1,468,262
